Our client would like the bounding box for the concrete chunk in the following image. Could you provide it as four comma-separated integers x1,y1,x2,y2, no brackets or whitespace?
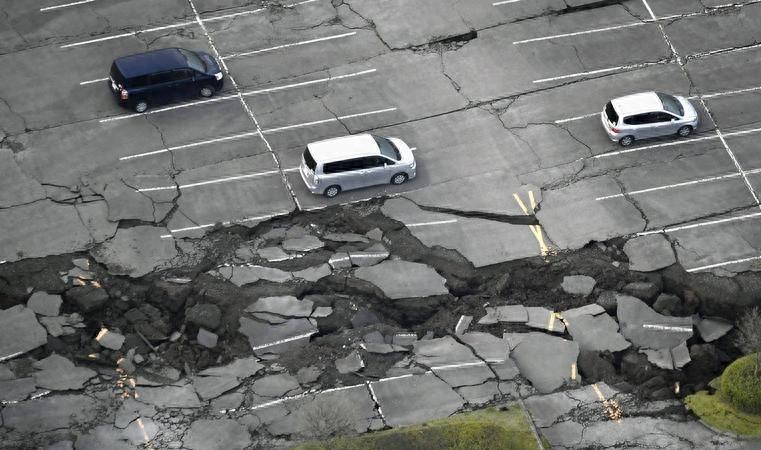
336,350,365,374
2,395,97,432
197,328,218,349
135,383,201,408
623,234,676,272
511,333,580,394
184,419,252,450
292,263,331,282
95,328,125,350
370,373,464,427
27,292,62,317
617,296,693,350
526,307,566,333
565,314,631,353
695,317,733,342
282,235,324,252
355,260,449,299
0,377,36,402
245,296,314,318
33,354,96,391
561,275,596,296
0,305,48,361
478,305,528,324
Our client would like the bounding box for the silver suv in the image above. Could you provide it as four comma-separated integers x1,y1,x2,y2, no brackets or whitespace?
601,92,699,147
299,133,416,198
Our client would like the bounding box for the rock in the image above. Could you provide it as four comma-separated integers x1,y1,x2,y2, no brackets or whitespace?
281,235,324,252
671,342,691,369
328,252,352,269
186,303,222,330
95,328,125,350
511,333,580,393
27,292,63,316
370,373,464,427
349,244,390,267
565,314,630,353
616,296,693,350
324,232,369,243
311,306,333,317
695,317,733,342
184,419,252,450
252,374,300,398
135,383,201,408
39,314,81,337
292,263,331,282
217,265,292,286
262,227,286,241
296,366,322,385
211,391,244,413
33,354,96,390
0,305,48,361
596,291,618,314
148,280,189,313
257,246,290,262
91,226,178,277
336,350,365,374
354,260,449,299
366,228,384,241
2,394,97,432
622,282,660,303
0,377,36,402
621,351,656,384
577,350,616,382
653,293,681,315
454,315,473,335
245,295,314,318
526,307,565,333
197,328,218,348
561,275,596,296
351,309,381,328
66,285,109,312
623,234,676,272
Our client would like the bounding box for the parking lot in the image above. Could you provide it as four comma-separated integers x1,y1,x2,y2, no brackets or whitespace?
2,0,761,274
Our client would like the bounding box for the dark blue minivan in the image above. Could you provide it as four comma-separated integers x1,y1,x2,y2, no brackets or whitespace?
109,48,224,112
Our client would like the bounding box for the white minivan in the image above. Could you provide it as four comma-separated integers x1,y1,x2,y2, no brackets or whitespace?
299,134,416,198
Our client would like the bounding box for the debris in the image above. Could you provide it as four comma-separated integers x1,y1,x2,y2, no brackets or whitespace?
2,395,98,432
135,383,201,408
0,377,36,403
27,292,63,317
354,260,449,299
561,275,596,296
186,303,222,330
454,315,473,335
695,316,733,342
95,328,125,350
478,305,528,324
329,252,352,269
311,306,333,317
0,305,47,362
281,235,324,252
257,246,290,262
617,296,693,350
622,281,660,303
32,354,96,390
623,234,676,272
526,307,566,333
197,328,218,349
565,314,631,353
246,295,314,318
336,350,365,374
511,333,580,394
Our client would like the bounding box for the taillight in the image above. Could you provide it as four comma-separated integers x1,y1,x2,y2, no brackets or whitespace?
611,127,620,133
119,89,128,100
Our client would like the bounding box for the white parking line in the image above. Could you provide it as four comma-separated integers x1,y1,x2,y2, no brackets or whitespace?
686,255,761,273
250,331,317,351
137,170,285,192
514,21,647,45
80,77,108,85
493,0,522,4
222,32,356,60
593,125,761,159
554,112,598,124
533,60,668,83
595,168,761,200
637,211,761,236
40,0,95,11
406,219,458,227
99,68,376,123
160,210,292,237
60,0,316,48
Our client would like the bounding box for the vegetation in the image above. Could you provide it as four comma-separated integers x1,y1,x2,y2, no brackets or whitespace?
292,406,543,450
685,391,761,437
720,354,761,414
735,307,761,375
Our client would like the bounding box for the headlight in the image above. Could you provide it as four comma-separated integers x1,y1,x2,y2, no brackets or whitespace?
214,72,223,81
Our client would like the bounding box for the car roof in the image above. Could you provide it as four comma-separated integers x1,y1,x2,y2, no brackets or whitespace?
611,92,663,117
114,48,188,79
307,134,381,164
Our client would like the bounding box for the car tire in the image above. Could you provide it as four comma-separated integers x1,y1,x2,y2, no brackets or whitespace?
134,100,148,113
200,86,214,98
324,185,341,198
390,173,408,185
619,135,634,147
677,125,693,137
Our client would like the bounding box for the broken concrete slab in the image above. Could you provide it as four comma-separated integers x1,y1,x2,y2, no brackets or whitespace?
217,265,293,286
478,305,528,324
91,226,178,278
324,232,369,243
245,295,314,318
561,275,597,296
695,317,733,342
75,425,135,450
184,419,252,450
311,306,333,317
292,263,331,282
432,362,493,387
328,252,352,269
281,235,324,252
0,305,48,361
489,359,520,381
197,328,218,348
617,296,693,350
526,307,565,333
2,394,98,432
134,383,201,408
457,381,501,405
193,374,240,401
565,314,631,353
257,246,290,262
122,417,159,446
32,353,96,391
623,234,676,272
671,342,691,369
370,373,464,427
239,317,317,354
355,260,449,299
459,332,508,362
95,328,125,350
561,303,606,319
27,292,62,317
454,315,473,335
0,377,36,402
524,391,579,427
198,357,264,379
114,398,157,429
211,391,244,413
252,373,301,398
336,350,365,374
622,281,660,302
39,314,82,337
642,348,674,370
511,333,580,394
413,336,481,368
296,366,322,385
349,244,390,267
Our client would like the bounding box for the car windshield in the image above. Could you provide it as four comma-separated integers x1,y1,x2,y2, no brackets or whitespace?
178,49,206,73
657,92,684,116
373,135,401,161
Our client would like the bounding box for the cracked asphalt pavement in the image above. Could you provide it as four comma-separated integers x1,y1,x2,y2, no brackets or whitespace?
1,0,761,448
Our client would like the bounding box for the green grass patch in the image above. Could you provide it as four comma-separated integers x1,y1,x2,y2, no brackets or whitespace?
685,391,761,437
720,354,761,414
292,406,542,450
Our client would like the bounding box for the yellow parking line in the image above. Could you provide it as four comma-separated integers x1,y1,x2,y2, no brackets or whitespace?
513,191,550,256
547,312,556,331
571,362,577,381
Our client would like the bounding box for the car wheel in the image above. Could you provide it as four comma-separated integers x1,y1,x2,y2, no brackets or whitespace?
390,173,408,185
324,185,341,198
677,125,693,137
619,135,634,147
200,86,214,98
134,100,148,113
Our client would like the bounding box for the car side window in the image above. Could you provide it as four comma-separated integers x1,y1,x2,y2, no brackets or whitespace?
623,114,649,125
150,72,174,84
171,69,194,81
129,75,152,88
363,156,386,168
653,112,675,122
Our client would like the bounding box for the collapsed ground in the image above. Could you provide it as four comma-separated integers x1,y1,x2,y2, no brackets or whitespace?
1,201,758,449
